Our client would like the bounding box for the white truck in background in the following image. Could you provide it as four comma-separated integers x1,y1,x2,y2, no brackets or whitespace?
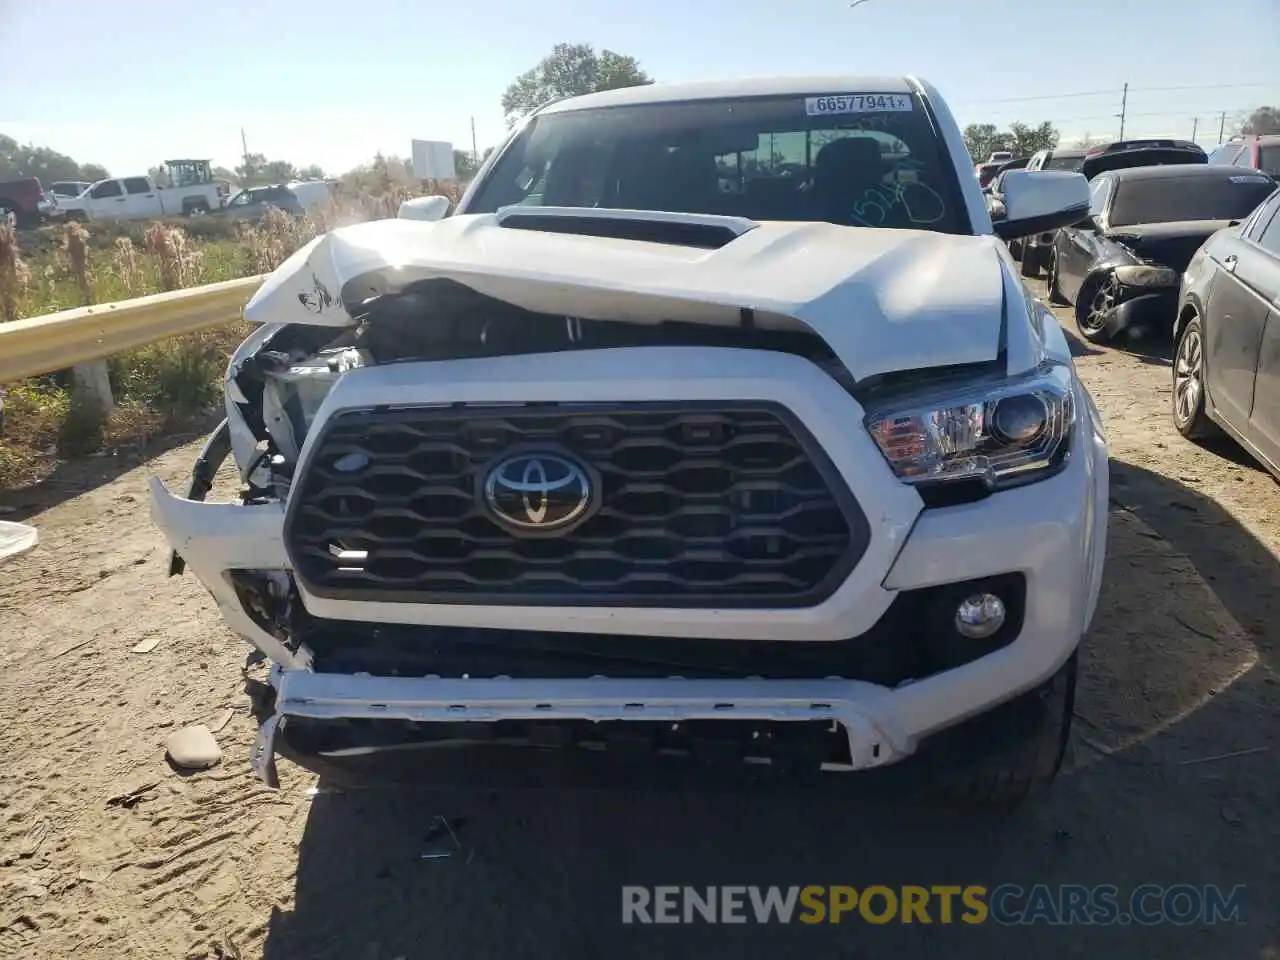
59,159,231,222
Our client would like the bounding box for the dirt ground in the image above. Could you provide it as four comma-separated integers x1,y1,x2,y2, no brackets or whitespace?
1,281,1277,959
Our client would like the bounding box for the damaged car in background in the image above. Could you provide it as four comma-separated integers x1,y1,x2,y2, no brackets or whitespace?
1048,162,1277,344
150,74,1107,808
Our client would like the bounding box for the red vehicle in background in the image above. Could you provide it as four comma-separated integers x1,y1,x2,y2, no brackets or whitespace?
1207,135,1280,176
975,162,1002,189
0,177,46,228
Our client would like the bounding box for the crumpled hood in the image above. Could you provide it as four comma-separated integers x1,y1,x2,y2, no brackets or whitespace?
244,213,1011,383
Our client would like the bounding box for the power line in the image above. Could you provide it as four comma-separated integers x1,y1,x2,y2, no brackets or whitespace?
1127,82,1276,94
955,89,1117,106
955,81,1276,108
1039,108,1242,124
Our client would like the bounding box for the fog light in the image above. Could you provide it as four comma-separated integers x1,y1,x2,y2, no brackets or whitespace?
954,593,1007,639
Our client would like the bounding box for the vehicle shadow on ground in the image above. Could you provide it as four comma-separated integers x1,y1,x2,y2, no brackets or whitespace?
260,465,1278,960
1110,460,1277,674
0,414,219,522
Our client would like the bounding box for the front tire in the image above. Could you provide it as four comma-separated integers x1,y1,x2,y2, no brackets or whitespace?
1076,272,1121,344
1045,250,1067,304
1020,245,1042,278
928,651,1078,809
1172,314,1220,441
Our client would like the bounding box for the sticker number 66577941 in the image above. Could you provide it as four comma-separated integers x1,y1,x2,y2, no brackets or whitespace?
804,94,913,116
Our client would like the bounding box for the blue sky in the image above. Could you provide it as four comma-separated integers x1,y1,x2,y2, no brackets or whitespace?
1,0,1276,177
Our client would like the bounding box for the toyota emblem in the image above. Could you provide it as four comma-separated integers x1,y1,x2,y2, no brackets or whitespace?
481,451,595,534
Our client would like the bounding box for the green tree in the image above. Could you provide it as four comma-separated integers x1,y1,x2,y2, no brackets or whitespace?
1007,121,1059,156
297,164,326,180
79,163,109,181
340,153,415,193
501,42,652,125
0,133,109,183
1241,106,1280,136
454,146,495,179
235,152,267,184
964,121,1059,162
963,124,1002,163
262,160,298,183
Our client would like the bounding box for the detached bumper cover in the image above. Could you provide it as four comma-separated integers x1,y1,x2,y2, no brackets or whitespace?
251,670,907,786
1110,288,1178,333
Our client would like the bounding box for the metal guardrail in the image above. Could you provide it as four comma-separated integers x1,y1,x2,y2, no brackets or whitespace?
0,275,266,384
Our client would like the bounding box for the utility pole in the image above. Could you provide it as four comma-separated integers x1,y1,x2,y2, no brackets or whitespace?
1191,117,1198,142
1218,111,1227,144
240,127,251,183
1117,83,1128,139
471,117,479,168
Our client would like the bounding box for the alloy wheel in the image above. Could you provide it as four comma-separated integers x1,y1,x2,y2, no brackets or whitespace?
1173,324,1204,428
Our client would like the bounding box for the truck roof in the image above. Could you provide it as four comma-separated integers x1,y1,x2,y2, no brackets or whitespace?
537,74,918,114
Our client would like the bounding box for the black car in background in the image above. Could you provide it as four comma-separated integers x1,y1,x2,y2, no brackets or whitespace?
1081,138,1207,171
1023,143,1208,281
1047,164,1277,344
1172,184,1280,478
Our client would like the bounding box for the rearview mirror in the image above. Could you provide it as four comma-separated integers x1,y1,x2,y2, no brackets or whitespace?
398,195,450,222
991,170,1090,242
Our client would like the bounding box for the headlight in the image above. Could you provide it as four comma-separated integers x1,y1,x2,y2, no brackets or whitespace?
865,362,1075,489
1114,264,1179,287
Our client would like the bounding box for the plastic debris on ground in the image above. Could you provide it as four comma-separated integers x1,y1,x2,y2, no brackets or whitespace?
420,815,467,861
0,521,38,562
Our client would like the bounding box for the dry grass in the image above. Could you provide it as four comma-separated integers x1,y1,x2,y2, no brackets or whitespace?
0,182,462,491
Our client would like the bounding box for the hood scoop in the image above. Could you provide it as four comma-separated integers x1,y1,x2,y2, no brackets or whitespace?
494,205,758,250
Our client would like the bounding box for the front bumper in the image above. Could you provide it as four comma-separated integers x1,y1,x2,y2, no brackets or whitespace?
1107,287,1179,336
151,347,1109,785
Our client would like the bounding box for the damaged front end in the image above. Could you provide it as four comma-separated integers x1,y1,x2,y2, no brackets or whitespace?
150,210,1068,786
1080,262,1182,341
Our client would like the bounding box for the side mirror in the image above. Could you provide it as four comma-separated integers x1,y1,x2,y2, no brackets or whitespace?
398,195,450,221
991,170,1090,242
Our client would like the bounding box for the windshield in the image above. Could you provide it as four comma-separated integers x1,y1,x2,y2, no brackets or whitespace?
466,93,969,234
1109,174,1277,226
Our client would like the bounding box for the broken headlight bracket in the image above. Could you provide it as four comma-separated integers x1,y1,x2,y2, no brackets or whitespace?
167,418,233,577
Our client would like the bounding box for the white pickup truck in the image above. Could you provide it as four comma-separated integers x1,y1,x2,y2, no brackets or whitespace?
59,159,229,222
151,74,1108,808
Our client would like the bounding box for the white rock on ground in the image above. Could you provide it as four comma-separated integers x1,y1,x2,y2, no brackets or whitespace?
165,725,222,771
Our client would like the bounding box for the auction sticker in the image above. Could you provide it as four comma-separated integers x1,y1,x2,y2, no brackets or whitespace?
805,93,913,116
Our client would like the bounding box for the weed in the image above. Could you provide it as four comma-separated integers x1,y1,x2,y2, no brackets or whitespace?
0,222,30,323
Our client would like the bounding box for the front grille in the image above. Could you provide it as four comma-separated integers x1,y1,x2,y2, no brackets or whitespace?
284,402,868,607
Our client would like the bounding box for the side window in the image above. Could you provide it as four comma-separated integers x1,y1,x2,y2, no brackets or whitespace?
1254,196,1280,256
91,180,123,199
123,177,151,195
1258,145,1280,177
229,190,252,207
